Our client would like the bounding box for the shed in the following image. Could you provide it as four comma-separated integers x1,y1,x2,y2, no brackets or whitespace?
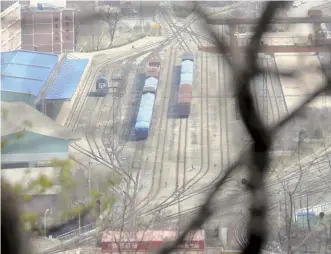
1,50,89,121
1,101,80,168
1,50,58,106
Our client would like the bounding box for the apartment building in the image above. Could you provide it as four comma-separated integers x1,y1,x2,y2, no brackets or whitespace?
21,4,74,54
1,1,22,52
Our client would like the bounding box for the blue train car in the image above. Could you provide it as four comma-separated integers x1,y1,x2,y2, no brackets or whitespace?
142,77,158,94
181,60,194,74
180,72,194,85
95,75,109,96
135,93,155,140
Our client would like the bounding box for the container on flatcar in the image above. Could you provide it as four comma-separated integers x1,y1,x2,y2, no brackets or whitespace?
143,77,158,94
95,75,109,96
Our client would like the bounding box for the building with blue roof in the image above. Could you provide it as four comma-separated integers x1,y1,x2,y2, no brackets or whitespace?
1,50,89,120
1,50,58,105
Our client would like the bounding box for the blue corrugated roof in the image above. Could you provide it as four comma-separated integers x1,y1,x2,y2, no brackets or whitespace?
1,50,58,96
45,59,89,100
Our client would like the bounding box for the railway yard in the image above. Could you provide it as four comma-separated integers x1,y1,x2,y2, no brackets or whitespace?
45,2,331,253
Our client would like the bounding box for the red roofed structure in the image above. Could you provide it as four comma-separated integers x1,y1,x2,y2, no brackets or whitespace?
101,230,205,253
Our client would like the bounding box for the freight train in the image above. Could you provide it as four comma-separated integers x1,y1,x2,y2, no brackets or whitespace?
134,55,161,140
95,75,109,96
178,52,194,117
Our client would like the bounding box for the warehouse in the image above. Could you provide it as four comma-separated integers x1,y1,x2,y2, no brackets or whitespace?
1,50,89,120
1,101,80,169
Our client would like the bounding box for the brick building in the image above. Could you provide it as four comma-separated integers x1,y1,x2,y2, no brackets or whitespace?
1,1,22,52
21,4,74,54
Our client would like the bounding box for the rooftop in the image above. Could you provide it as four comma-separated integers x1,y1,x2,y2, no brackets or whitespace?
1,50,58,97
45,58,89,100
1,101,79,140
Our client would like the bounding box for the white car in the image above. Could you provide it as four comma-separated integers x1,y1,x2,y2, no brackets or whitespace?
292,1,302,7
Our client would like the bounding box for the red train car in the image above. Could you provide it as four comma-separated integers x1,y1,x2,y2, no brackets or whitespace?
146,67,159,79
179,84,192,95
178,93,192,117
101,230,205,253
148,57,161,68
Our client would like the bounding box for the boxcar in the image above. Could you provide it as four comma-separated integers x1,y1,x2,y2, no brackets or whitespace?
181,60,194,73
180,72,193,85
143,77,158,94
134,92,155,140
179,84,192,94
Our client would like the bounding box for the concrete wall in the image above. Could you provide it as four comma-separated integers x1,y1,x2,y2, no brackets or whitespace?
45,100,64,120
1,91,35,106
1,2,22,51
1,131,69,164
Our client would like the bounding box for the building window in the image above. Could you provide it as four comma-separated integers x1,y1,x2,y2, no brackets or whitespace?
54,17,59,21
66,22,69,26
65,35,69,40
55,37,59,41
65,16,69,20
55,24,58,28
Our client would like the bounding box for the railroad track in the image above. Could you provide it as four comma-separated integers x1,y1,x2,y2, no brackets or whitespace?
43,4,331,253
129,44,178,213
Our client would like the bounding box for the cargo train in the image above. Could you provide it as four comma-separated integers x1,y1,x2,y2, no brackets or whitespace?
134,55,161,140
178,52,194,117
